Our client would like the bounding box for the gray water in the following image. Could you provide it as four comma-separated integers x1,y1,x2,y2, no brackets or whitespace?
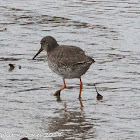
0,0,140,140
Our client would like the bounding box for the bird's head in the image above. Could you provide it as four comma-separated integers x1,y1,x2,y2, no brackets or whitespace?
32,36,58,60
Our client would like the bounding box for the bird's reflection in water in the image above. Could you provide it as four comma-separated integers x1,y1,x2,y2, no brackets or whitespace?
55,94,84,108
48,95,96,139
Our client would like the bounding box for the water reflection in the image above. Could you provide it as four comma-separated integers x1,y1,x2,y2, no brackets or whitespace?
48,98,96,139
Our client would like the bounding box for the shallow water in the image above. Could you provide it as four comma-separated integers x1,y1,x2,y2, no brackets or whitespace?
0,0,140,140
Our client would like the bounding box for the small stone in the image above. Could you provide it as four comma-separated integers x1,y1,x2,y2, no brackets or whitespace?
19,65,21,69
9,63,15,71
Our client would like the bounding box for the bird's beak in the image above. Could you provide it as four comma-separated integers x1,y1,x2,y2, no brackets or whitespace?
32,47,43,60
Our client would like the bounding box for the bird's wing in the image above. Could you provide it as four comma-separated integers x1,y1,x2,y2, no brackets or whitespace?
49,45,94,67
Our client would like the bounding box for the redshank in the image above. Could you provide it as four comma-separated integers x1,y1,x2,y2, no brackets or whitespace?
32,36,95,98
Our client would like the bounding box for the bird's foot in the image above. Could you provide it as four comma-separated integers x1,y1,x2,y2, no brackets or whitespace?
78,96,82,100
54,90,61,102
54,89,61,96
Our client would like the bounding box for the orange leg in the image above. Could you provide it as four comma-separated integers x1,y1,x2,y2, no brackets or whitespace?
79,78,83,98
54,79,66,97
60,78,66,91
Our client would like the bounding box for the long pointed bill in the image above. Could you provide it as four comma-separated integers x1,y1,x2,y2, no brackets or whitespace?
32,48,43,60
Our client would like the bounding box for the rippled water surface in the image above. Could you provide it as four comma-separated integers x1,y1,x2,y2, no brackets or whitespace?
0,0,140,140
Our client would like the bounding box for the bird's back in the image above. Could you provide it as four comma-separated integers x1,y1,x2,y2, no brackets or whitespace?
48,45,94,65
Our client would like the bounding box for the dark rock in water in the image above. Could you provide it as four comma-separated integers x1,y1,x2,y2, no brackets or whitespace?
8,64,22,71
9,63,15,71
